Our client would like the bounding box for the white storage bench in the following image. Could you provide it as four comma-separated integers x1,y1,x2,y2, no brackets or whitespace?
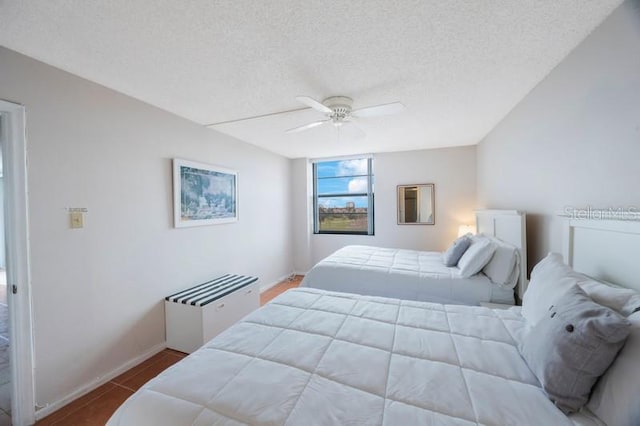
165,274,259,353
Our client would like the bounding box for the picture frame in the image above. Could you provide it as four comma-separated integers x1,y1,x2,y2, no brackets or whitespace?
173,158,238,227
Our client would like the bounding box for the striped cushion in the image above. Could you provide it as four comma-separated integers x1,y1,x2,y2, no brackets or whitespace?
165,274,258,307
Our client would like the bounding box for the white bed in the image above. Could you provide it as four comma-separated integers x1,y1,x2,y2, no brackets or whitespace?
299,245,516,305
109,288,571,426
107,214,640,426
300,210,527,306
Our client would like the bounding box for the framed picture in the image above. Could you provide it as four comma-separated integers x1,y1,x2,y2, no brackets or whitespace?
173,159,238,227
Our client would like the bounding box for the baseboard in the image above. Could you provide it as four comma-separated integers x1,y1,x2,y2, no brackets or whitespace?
259,272,293,293
34,342,167,420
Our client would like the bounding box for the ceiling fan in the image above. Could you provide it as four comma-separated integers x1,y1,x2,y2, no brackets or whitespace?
285,96,405,138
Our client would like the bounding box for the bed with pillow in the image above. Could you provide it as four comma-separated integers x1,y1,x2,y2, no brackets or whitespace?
107,215,640,426
300,210,527,306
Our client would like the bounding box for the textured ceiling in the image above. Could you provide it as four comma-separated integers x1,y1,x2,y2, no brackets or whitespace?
0,1,622,158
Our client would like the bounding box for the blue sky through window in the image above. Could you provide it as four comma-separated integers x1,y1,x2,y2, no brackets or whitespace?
316,159,372,208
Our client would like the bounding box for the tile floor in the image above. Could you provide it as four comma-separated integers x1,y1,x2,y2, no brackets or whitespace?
36,349,186,426
35,275,302,425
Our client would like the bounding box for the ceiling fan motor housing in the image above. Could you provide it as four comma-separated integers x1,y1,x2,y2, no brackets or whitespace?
323,96,353,123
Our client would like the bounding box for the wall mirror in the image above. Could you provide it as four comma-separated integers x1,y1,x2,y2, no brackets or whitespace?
397,184,435,225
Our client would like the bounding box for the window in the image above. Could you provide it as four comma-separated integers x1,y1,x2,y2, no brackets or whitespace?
313,157,374,235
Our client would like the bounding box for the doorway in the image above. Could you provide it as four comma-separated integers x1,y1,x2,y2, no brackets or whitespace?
0,100,35,426
0,186,8,424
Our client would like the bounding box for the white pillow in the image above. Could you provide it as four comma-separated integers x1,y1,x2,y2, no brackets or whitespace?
482,238,518,287
578,279,640,317
586,311,640,426
503,259,520,290
523,253,640,326
457,236,497,278
521,253,586,326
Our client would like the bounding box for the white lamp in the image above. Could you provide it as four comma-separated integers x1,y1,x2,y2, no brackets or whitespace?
458,225,475,237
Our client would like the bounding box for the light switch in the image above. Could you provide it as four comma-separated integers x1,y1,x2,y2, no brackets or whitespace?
70,211,84,229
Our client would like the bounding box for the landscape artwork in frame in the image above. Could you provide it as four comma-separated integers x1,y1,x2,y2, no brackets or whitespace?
173,159,238,227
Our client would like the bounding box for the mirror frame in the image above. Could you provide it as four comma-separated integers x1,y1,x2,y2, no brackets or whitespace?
397,183,435,225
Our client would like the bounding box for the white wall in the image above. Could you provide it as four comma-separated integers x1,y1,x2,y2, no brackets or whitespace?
291,158,313,272
0,177,5,269
0,47,293,410
477,0,640,272
293,146,477,271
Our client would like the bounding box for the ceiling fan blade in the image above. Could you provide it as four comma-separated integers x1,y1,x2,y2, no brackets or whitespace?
285,119,330,134
295,96,333,114
351,101,405,118
338,121,366,139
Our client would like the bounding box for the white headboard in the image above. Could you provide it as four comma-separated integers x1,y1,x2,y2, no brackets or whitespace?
476,209,528,301
562,216,640,293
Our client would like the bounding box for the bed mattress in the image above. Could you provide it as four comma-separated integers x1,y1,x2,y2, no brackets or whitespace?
108,288,573,426
301,245,515,305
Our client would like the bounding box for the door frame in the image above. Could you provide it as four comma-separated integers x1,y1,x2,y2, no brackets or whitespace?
0,99,35,426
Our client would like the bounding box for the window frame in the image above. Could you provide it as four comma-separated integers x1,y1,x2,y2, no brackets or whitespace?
312,157,375,235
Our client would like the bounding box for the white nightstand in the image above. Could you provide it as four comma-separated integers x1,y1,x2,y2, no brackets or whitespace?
479,302,514,310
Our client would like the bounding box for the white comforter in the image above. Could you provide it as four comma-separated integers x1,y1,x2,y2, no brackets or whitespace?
108,288,573,426
301,245,515,305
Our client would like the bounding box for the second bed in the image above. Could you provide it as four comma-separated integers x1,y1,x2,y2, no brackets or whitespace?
301,210,527,306
300,244,517,305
